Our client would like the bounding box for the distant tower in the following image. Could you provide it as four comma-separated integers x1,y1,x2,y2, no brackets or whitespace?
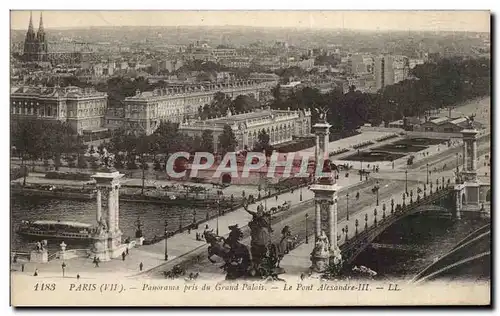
23,11,37,62
35,12,48,61
22,11,48,63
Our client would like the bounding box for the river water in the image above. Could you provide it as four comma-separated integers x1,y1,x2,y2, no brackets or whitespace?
10,196,208,252
352,214,490,280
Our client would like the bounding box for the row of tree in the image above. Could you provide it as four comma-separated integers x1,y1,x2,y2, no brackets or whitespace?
270,56,490,135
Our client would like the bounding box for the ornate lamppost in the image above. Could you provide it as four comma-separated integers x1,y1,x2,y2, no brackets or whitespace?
305,213,309,244
426,163,429,185
364,213,368,231
374,181,380,206
402,193,406,207
405,170,408,195
164,220,168,261
346,193,350,221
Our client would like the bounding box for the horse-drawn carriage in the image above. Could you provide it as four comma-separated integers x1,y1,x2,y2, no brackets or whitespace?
270,201,291,214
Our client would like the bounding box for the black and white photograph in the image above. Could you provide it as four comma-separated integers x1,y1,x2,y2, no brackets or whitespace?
8,10,491,306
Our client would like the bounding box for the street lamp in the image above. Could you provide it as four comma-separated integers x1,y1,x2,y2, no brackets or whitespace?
374,181,380,206
405,170,408,195
305,213,309,244
426,163,429,185
216,198,220,236
164,220,168,261
359,149,363,181
61,262,66,278
346,193,350,221
300,181,303,202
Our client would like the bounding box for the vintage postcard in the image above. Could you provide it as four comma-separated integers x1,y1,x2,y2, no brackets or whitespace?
9,10,491,306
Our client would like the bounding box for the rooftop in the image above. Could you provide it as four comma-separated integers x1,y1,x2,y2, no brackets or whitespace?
430,117,450,125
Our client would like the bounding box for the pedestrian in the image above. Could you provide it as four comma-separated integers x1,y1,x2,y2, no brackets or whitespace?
275,195,278,201
126,247,129,255
21,263,24,272
77,274,80,280
33,268,38,277
122,251,126,261
188,227,191,234
139,262,143,271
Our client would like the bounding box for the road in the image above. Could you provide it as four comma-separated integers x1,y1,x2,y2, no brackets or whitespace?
168,132,491,278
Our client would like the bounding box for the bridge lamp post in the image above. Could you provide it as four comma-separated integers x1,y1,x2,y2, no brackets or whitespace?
364,213,368,231
345,225,349,242
355,219,359,235
402,193,406,207
410,190,413,203
61,262,66,278
405,170,408,195
430,183,433,194
164,220,169,261
382,203,386,220
216,197,221,236
374,181,380,206
358,150,363,181
305,213,309,244
346,193,350,221
426,163,429,185
436,178,439,191
373,208,378,226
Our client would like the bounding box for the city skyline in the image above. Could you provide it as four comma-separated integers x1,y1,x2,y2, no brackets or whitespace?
10,11,490,33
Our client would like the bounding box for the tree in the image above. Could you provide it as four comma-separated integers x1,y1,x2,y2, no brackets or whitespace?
218,124,238,155
201,130,214,153
254,130,271,153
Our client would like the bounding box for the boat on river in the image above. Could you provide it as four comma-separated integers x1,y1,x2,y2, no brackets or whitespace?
17,220,95,240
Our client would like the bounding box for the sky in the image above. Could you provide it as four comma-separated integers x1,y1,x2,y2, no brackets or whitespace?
10,11,490,33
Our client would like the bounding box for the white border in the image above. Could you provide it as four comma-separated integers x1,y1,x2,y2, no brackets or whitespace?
1,1,497,315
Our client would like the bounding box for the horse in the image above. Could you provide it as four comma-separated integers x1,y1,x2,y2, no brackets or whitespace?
203,230,230,264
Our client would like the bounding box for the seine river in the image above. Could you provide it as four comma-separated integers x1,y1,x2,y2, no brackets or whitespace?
10,196,207,252
352,214,490,280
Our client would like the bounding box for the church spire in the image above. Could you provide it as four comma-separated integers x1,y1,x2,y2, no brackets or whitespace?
27,11,34,35
37,12,45,35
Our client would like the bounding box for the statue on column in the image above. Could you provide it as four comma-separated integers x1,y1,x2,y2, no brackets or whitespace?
466,114,476,129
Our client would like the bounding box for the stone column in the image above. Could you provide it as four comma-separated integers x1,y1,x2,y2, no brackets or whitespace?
107,188,115,233
463,141,468,171
328,199,337,252
472,139,477,171
315,201,322,239
454,187,462,219
96,188,102,223
114,185,120,231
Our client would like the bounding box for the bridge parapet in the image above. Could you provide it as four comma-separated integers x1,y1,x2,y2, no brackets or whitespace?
338,186,455,265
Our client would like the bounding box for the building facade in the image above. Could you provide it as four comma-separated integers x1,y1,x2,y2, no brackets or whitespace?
110,80,275,135
179,107,312,152
11,86,108,136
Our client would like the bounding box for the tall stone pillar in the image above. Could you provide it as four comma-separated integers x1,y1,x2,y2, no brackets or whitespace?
96,188,102,223
461,128,478,182
91,171,125,261
309,118,342,273
315,201,322,239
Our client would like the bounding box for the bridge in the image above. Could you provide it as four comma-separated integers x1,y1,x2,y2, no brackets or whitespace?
338,184,458,265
